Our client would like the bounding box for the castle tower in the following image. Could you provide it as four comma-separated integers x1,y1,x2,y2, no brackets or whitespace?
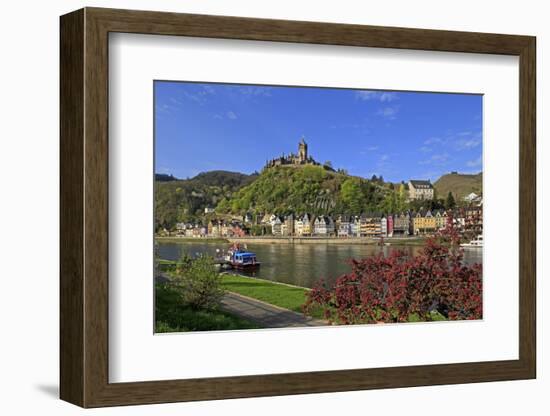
298,137,308,163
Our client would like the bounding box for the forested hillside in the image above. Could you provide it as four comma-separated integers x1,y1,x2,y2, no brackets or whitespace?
155,170,257,230
215,165,404,216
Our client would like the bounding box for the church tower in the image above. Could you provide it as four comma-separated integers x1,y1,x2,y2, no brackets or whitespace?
298,137,308,163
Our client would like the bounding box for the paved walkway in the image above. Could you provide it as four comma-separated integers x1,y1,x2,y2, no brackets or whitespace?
220,292,328,328
156,272,328,328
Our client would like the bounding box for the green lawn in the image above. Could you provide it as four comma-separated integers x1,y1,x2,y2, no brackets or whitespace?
220,274,323,318
155,283,260,332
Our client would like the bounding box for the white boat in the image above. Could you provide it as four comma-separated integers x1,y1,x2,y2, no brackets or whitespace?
460,234,483,248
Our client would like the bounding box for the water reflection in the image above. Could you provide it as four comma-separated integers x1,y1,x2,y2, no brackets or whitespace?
157,240,482,289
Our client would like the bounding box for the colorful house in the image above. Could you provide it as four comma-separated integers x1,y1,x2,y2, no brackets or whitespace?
464,205,483,235
350,216,360,237
313,216,329,236
359,214,369,237
380,215,388,237
294,215,304,236
413,210,437,235
434,209,447,230
326,216,335,236
284,214,295,236
231,223,247,237
337,215,351,237
393,212,411,235
207,220,221,237
220,222,231,237
271,216,283,236
359,213,382,237
301,213,312,236
408,179,434,200
386,214,394,237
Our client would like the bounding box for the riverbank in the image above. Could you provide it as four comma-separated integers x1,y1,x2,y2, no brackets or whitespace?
156,236,229,243
156,235,428,246
227,236,428,246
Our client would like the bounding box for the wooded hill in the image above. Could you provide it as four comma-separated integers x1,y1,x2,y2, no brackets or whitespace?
215,165,398,217
155,166,481,230
155,170,257,229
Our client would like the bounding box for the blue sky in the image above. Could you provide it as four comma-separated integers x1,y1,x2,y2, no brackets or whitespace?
155,81,482,182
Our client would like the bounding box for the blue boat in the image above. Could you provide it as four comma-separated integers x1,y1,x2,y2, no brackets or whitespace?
225,244,261,270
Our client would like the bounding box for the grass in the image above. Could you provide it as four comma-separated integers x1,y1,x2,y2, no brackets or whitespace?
155,283,260,332
220,274,324,319
407,310,448,322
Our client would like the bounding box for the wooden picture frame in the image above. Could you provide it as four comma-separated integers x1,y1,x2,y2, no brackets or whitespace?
60,7,536,408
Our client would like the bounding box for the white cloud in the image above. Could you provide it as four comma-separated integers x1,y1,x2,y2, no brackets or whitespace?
466,156,482,167
356,90,398,102
376,154,390,169
423,130,482,151
178,85,217,105
213,111,238,120
455,137,481,150
356,91,378,100
432,153,449,162
377,106,398,119
419,152,449,166
424,137,443,145
379,92,398,102
238,86,272,97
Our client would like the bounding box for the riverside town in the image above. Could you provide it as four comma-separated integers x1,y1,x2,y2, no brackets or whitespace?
157,140,483,243
154,82,483,332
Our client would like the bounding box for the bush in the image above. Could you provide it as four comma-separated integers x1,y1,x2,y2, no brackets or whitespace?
155,283,258,332
172,255,225,310
303,222,482,324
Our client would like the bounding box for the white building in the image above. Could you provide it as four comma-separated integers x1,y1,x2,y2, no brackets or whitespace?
408,180,434,200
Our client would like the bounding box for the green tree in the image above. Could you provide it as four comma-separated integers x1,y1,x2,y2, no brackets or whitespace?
382,190,398,213
446,191,456,209
397,183,407,212
341,177,366,213
172,255,225,311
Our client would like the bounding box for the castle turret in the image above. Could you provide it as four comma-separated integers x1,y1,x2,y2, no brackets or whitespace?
298,137,308,163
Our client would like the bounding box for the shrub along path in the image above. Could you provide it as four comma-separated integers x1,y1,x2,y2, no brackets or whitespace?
156,270,328,328
220,291,328,328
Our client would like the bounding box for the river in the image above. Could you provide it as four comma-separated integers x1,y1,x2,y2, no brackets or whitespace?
157,240,482,289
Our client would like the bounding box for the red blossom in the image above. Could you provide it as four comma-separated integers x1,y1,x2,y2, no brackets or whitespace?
304,218,482,324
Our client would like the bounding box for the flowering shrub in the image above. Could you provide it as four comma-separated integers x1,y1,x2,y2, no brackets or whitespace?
303,219,482,324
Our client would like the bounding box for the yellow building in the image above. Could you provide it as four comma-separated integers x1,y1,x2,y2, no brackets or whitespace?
413,210,437,235
301,213,312,236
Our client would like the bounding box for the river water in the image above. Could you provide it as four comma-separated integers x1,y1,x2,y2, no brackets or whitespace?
157,240,482,289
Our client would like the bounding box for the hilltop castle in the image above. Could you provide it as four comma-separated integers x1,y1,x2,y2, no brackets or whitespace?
265,138,320,169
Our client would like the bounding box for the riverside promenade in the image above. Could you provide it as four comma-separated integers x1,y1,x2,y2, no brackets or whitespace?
227,236,425,245
156,273,328,328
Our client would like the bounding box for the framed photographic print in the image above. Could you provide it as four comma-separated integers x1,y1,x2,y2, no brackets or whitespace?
60,7,536,408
